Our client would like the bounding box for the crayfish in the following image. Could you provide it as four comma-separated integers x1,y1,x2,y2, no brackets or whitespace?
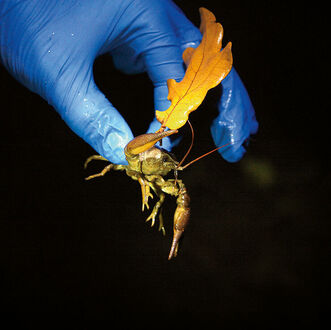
84,129,190,260
84,7,235,259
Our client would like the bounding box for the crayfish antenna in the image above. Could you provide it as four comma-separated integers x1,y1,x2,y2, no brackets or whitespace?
176,119,237,171
176,120,195,170
179,142,233,170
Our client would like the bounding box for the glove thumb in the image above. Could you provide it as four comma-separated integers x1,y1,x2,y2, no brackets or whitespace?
46,62,133,164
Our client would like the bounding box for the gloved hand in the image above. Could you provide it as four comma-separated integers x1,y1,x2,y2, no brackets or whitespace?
0,0,258,164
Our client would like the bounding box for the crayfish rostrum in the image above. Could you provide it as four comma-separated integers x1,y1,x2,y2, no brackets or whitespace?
84,129,190,260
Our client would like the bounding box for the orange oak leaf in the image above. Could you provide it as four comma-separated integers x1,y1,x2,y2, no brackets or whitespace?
155,7,233,130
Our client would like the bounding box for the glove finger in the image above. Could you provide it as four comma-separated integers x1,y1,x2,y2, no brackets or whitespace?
108,1,198,107
143,9,199,150
140,5,201,127
167,5,202,52
110,1,200,77
47,62,133,165
211,68,258,162
170,7,259,162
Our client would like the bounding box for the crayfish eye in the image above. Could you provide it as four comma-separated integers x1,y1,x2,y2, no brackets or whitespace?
162,154,173,164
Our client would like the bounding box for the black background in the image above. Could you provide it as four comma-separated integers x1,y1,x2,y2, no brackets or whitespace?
0,1,329,328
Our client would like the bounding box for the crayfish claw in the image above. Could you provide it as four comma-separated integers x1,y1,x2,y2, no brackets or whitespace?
168,186,190,260
168,230,181,260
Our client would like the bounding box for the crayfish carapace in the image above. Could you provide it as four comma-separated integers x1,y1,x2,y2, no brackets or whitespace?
84,129,190,260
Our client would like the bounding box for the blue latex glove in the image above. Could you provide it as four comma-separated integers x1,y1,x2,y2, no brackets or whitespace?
0,0,258,164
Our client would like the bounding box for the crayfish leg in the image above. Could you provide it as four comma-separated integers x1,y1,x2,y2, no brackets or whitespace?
84,155,108,169
85,164,113,181
138,177,153,211
158,212,166,236
146,191,166,235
